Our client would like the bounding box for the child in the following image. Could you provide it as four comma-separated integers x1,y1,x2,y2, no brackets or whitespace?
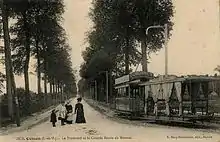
50,109,57,127
66,111,74,124
59,102,67,126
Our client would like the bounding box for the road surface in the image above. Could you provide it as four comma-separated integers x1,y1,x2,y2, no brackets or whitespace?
1,98,220,142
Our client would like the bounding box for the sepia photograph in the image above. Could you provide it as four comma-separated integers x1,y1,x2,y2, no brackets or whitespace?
0,0,220,142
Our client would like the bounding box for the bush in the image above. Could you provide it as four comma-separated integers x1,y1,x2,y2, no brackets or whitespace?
0,95,10,118
1,87,73,126
0,88,60,119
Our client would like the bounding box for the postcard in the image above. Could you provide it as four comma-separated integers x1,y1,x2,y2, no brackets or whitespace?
0,0,220,142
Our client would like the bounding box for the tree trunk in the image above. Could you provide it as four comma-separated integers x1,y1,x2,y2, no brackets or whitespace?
50,82,52,94
49,82,53,104
1,2,14,120
1,1,20,126
141,36,148,72
125,30,130,97
23,12,31,114
52,80,56,103
109,69,113,106
54,83,56,94
43,62,47,107
43,48,48,95
57,82,60,93
52,80,55,94
56,84,58,94
44,74,47,94
125,28,130,75
125,37,129,74
36,38,41,94
55,84,58,101
60,84,62,94
44,74,47,104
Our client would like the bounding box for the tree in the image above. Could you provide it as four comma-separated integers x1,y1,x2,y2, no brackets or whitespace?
88,0,139,75
0,0,20,126
1,0,74,125
30,0,64,95
10,0,65,109
89,0,174,73
214,65,220,74
0,72,5,94
79,0,173,102
132,0,173,72
8,0,36,113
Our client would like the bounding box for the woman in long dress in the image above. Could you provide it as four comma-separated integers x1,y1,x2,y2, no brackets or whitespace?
74,97,86,123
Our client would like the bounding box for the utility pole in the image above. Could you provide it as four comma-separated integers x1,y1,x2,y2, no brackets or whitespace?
146,24,168,77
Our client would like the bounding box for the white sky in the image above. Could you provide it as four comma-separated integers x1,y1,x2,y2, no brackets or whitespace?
65,0,220,77
0,0,220,93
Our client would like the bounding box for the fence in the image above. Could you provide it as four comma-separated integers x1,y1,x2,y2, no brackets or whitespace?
0,89,72,126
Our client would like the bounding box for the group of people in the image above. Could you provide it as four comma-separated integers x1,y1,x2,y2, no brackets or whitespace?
50,97,86,127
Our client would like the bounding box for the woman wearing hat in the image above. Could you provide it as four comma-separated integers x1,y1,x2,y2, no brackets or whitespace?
74,97,86,123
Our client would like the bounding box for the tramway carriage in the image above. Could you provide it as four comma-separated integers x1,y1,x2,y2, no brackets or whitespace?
140,75,220,123
114,72,220,123
114,71,154,117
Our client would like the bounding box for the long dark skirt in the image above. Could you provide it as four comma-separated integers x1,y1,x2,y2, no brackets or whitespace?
75,111,86,123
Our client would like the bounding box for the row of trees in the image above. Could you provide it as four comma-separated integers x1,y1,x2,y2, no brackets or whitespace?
80,0,173,79
78,0,174,101
0,0,76,126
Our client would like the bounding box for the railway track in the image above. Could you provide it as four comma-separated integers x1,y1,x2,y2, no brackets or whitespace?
85,98,220,131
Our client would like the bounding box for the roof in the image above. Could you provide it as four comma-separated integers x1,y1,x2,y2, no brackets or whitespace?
139,76,220,86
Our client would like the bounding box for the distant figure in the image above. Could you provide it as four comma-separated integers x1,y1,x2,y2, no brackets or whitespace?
59,102,67,126
50,109,57,127
74,97,86,123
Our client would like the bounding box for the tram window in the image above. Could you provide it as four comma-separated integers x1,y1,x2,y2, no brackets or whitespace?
130,89,134,98
122,88,124,96
117,88,122,97
124,87,129,97
116,87,129,97
130,88,139,98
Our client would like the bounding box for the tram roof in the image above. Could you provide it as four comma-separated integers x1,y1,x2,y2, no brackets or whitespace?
139,76,220,86
114,79,141,88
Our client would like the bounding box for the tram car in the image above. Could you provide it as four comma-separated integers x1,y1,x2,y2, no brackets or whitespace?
114,72,220,123
114,72,153,117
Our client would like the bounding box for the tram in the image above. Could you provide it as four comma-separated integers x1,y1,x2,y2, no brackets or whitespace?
114,72,220,123
114,72,153,117
115,72,153,116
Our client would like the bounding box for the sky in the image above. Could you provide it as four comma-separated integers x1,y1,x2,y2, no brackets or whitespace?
0,0,220,93
65,0,220,78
